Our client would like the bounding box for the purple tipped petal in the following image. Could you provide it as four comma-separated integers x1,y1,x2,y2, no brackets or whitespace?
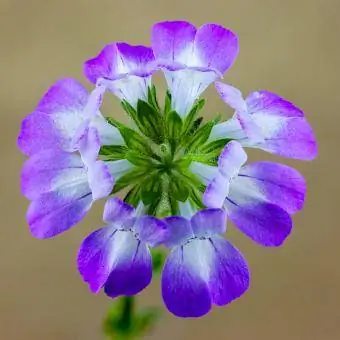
225,196,292,246
194,24,239,74
21,150,85,200
27,185,92,239
134,216,168,247
88,160,114,201
208,236,249,306
78,226,117,293
239,162,306,214
162,216,194,248
103,198,135,225
191,209,227,237
152,21,196,68
104,233,152,298
162,243,212,317
218,141,247,178
215,82,247,112
203,172,230,209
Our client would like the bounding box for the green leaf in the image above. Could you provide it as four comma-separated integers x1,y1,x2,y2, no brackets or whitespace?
199,138,231,154
124,186,141,207
166,110,183,152
136,99,163,143
124,151,154,167
169,173,190,202
147,85,160,112
121,100,138,122
112,168,150,193
182,98,205,136
99,145,128,160
164,91,172,115
140,174,162,205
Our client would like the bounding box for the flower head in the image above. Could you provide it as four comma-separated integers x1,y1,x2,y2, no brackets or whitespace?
18,20,317,318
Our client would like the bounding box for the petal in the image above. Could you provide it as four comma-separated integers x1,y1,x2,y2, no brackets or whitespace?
208,236,249,306
162,216,194,248
246,91,317,160
27,184,92,239
194,24,239,74
191,209,227,237
208,116,246,141
77,126,101,166
88,160,114,201
218,141,247,178
17,112,63,156
152,21,196,68
21,150,85,200
189,161,219,184
238,162,306,214
77,226,117,293
225,181,292,246
215,82,247,112
162,243,212,317
105,159,133,181
203,172,230,209
104,232,152,298
91,115,124,146
235,111,264,144
103,198,135,225
134,216,168,247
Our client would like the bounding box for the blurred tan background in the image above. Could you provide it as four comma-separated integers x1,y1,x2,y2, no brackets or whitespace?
0,0,338,339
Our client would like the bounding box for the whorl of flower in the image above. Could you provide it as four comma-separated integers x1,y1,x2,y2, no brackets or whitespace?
18,20,317,318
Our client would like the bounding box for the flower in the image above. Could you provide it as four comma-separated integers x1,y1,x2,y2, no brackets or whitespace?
152,21,238,117
162,208,249,317
84,43,157,108
18,78,123,156
209,83,317,160
78,198,168,297
190,141,306,246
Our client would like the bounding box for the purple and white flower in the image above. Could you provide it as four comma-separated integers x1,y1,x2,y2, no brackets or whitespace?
18,78,123,156
84,43,157,108
191,141,306,246
209,83,317,160
152,21,238,117
78,198,168,297
162,208,249,317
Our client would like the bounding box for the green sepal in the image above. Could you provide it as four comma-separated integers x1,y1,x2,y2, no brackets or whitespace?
99,145,128,160
164,90,172,115
169,173,190,202
188,187,205,209
121,100,138,123
182,98,205,136
199,138,231,154
112,168,150,194
140,174,162,205
124,186,141,207
166,110,183,152
136,99,163,143
147,85,160,112
124,151,155,168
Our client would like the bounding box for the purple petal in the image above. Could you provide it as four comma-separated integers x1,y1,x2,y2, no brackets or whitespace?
21,150,85,200
152,21,196,68
103,198,135,225
104,232,152,298
88,160,114,201
162,216,194,248
77,126,101,166
203,172,230,209
194,24,239,74
225,192,292,247
218,141,247,178
246,91,317,160
78,226,117,293
134,216,168,247
235,111,264,144
191,209,227,237
215,82,247,112
208,236,249,306
18,112,63,156
162,243,212,317
238,162,306,214
27,184,92,239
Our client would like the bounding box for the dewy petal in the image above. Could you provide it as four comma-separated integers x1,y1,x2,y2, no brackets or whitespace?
194,24,239,74
162,242,212,317
152,21,196,68
162,216,194,248
134,216,168,247
238,162,306,214
191,209,227,237
245,91,317,160
215,82,247,112
218,141,247,178
225,180,293,246
84,43,156,107
87,160,114,201
27,182,93,239
77,226,117,293
104,231,152,298
103,198,135,225
21,150,85,200
208,236,249,306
